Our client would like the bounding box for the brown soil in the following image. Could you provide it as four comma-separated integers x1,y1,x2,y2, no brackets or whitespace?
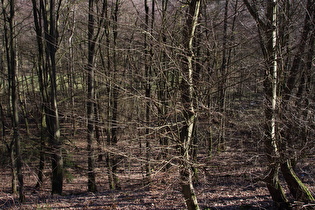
1,128,314,210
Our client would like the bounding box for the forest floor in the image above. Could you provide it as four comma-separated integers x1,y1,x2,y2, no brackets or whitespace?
1,124,315,209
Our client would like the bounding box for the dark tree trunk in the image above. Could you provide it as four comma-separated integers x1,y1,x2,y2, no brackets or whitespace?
107,0,121,190
1,0,24,201
87,0,97,193
31,0,64,195
46,0,63,195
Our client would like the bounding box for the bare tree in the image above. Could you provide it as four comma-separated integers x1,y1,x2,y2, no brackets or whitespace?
106,0,121,190
31,0,64,195
244,0,315,206
1,0,24,202
87,0,107,193
179,0,201,209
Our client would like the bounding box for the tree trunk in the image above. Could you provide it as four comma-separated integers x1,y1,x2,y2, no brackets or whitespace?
106,0,120,190
279,0,315,203
243,0,288,205
144,0,154,185
264,0,288,205
217,0,229,152
264,164,288,206
281,160,314,202
35,112,46,189
1,0,24,201
68,3,76,136
33,0,64,195
179,1,201,209
8,142,17,194
87,0,97,193
157,0,171,171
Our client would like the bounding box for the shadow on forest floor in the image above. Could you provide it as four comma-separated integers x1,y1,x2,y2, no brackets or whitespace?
0,132,314,209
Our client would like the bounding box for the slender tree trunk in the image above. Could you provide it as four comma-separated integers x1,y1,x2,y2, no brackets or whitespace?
217,0,229,152
32,0,64,195
87,0,97,192
107,0,121,190
243,0,289,206
179,1,201,209
86,0,107,192
35,110,46,189
68,4,76,136
157,0,170,170
8,142,17,194
32,0,48,191
144,0,152,185
263,0,288,206
1,0,24,201
47,0,63,195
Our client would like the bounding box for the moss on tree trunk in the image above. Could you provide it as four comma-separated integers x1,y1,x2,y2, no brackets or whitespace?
281,160,315,202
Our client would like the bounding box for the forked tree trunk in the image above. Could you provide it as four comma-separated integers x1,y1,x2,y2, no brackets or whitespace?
87,0,107,192
281,160,314,202
279,0,315,203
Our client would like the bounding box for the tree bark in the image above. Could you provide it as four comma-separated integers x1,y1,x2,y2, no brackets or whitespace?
35,111,46,189
32,0,64,195
179,1,201,209
243,0,288,205
87,0,97,193
264,0,288,205
1,0,24,201
217,0,229,152
281,160,314,202
46,0,63,195
106,0,121,190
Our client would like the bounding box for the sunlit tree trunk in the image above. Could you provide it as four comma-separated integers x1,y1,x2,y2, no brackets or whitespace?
244,0,314,205
264,0,287,204
243,0,288,206
179,1,201,209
